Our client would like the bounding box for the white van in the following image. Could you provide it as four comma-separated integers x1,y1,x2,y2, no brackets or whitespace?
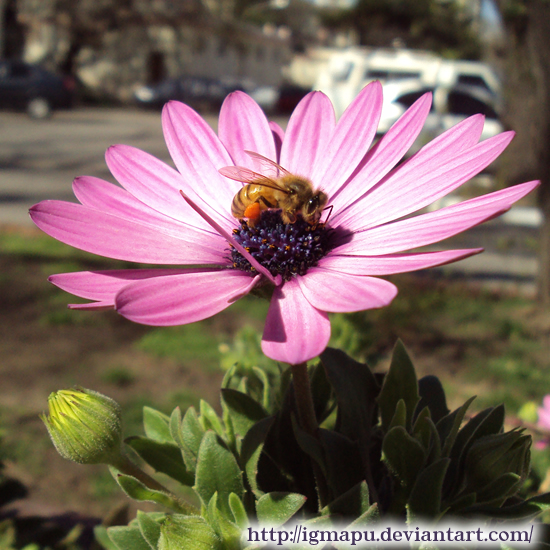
314,47,501,118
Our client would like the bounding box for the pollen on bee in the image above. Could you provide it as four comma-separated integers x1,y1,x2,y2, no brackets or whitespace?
285,245,291,251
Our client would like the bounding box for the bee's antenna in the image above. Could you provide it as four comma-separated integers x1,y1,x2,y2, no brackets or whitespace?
322,204,333,225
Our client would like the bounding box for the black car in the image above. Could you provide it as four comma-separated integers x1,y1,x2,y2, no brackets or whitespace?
134,76,239,111
0,60,75,118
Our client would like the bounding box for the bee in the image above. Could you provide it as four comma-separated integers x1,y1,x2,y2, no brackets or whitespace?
219,151,329,226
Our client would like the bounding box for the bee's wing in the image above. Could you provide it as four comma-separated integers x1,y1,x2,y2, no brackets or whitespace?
219,165,289,193
244,151,291,178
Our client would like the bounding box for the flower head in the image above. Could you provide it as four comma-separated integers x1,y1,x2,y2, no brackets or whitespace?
30,83,539,365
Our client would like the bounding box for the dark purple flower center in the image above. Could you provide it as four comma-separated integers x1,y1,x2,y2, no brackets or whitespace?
229,210,333,281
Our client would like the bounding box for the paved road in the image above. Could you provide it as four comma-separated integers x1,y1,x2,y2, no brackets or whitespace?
0,106,541,292
0,107,218,226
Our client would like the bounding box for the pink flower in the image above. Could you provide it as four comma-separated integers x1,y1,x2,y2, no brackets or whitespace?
30,83,539,365
536,395,550,450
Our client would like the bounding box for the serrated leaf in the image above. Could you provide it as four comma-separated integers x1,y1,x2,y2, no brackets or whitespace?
110,468,187,512
137,511,162,550
221,389,268,439
256,492,307,526
194,431,244,519
180,407,205,473
382,426,426,488
199,401,225,438
158,515,221,550
378,340,419,432
322,480,370,518
407,458,450,520
125,436,194,486
143,407,172,443
417,375,449,424
108,526,151,550
229,493,249,529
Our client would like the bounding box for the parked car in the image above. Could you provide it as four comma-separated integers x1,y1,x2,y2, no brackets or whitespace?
377,79,504,149
0,60,75,118
134,76,243,111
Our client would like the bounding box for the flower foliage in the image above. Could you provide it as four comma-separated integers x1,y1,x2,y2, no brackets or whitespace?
89,344,550,550
30,85,539,364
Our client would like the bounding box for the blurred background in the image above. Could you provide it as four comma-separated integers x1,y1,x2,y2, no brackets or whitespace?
2,0,550,547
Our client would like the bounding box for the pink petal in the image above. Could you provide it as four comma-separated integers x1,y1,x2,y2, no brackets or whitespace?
104,146,218,234
50,268,199,301
343,129,514,233
320,249,483,276
297,267,397,312
261,279,330,364
218,91,276,168
269,121,284,162
538,406,550,430
335,181,540,255
29,200,226,264
162,101,237,227
279,91,335,177
72,176,220,240
329,92,432,217
311,82,383,195
116,270,259,326
69,301,114,311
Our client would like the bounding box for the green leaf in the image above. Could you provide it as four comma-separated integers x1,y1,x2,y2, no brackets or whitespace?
240,416,275,497
378,340,419,432
417,375,449,424
475,473,523,505
382,426,426,488
221,389,268,439
108,526,152,550
256,492,307,526
318,428,364,499
229,493,249,529
199,401,225,438
252,366,271,412
137,511,162,550
194,431,244,519
180,407,205,474
95,526,119,550
158,515,221,550
125,436,194,486
110,469,186,512
207,494,242,550
462,492,550,520
438,396,476,458
320,347,379,441
143,407,172,443
389,399,407,429
169,407,184,450
322,480,370,518
407,458,450,519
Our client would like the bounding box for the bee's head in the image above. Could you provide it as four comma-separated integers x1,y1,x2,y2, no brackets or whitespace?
303,191,328,223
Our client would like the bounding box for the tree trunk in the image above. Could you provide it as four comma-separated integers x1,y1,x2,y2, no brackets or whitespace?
498,0,550,304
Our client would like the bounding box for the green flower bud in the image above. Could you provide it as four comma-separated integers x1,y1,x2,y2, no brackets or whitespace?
41,387,123,465
158,516,221,550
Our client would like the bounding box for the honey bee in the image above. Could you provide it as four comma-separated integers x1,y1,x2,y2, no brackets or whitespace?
220,151,329,226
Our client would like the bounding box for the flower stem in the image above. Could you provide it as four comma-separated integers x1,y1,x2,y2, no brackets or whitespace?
291,362,329,508
110,453,199,515
290,362,318,436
